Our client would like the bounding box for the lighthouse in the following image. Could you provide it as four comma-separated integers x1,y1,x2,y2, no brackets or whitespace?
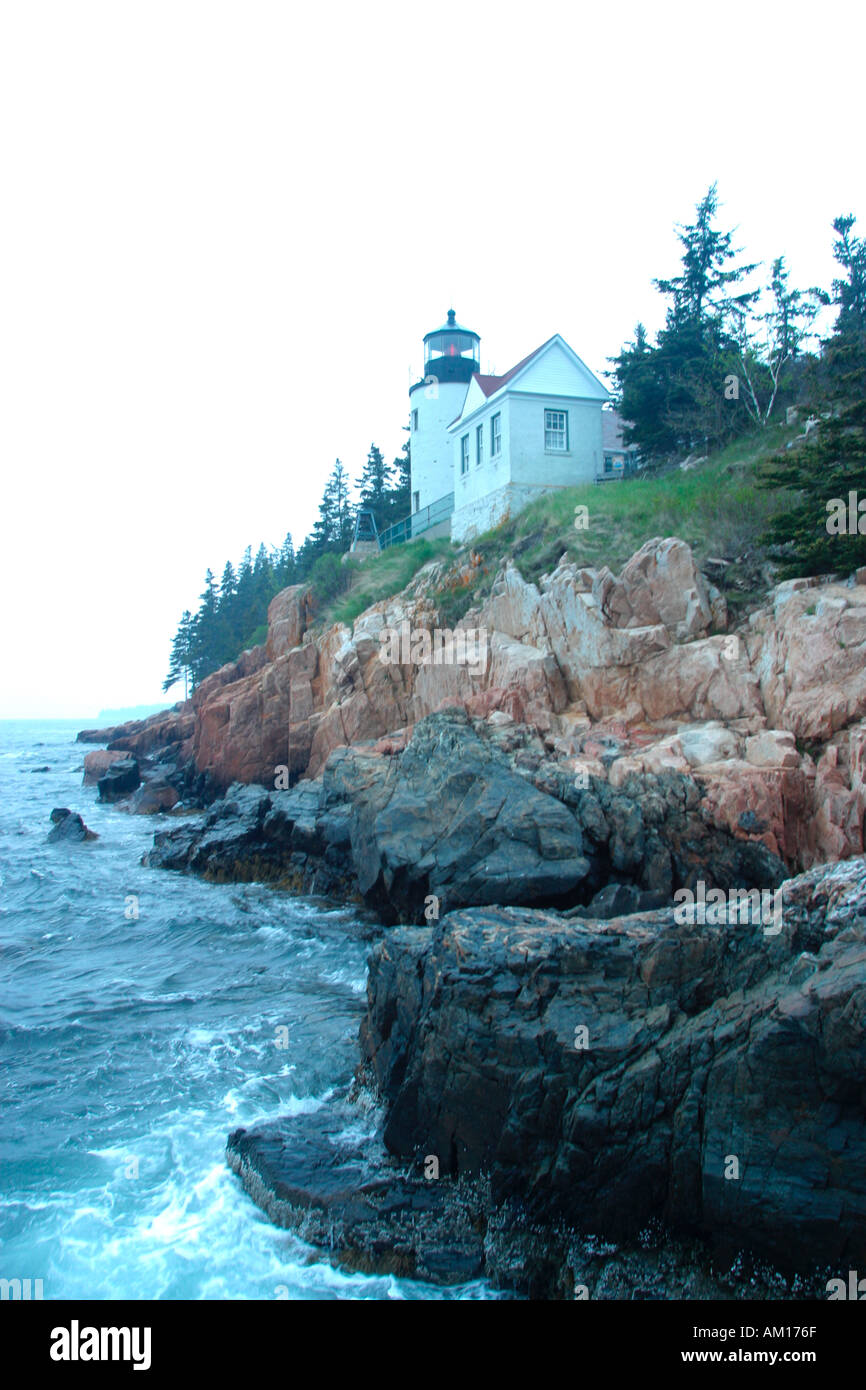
409,309,480,517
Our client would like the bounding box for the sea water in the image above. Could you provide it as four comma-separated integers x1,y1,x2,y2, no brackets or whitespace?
0,721,491,1300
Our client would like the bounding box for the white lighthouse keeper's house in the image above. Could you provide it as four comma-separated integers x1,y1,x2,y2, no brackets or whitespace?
447,333,610,542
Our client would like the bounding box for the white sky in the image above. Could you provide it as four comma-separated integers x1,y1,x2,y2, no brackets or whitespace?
1,0,863,717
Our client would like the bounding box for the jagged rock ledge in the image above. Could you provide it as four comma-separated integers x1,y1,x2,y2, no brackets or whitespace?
144,708,785,922
226,1108,489,1287
357,855,866,1280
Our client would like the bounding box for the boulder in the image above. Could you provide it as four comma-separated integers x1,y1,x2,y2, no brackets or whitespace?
127,781,179,815
752,578,866,738
48,808,98,842
97,758,140,802
677,721,740,768
744,729,800,769
83,749,122,785
125,544,866,878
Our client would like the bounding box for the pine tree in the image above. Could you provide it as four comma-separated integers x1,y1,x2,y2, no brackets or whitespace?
212,560,239,666
275,532,295,588
654,182,758,330
328,460,355,548
387,436,411,523
300,459,353,572
760,215,866,577
219,561,237,609
163,610,194,696
234,546,256,640
190,570,220,683
357,443,393,530
612,186,761,459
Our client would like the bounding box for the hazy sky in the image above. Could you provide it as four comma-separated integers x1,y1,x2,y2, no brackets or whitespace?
1,1,863,717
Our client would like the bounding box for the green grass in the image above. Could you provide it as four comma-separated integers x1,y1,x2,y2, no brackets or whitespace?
320,535,453,629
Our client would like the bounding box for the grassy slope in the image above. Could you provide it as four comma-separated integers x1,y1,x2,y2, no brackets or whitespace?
324,537,454,628
314,422,800,633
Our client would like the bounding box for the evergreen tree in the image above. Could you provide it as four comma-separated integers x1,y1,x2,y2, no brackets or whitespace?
357,443,393,530
190,570,219,684
653,182,758,329
387,435,411,523
328,460,355,548
298,459,354,573
760,215,866,577
831,214,866,334
253,542,273,599
612,185,761,459
275,532,295,588
219,561,237,609
212,560,239,665
234,546,256,639
163,610,194,696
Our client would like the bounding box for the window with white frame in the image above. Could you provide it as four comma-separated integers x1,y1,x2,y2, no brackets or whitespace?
461,434,470,474
490,412,501,457
476,424,483,464
544,409,568,451
412,409,418,430
412,490,420,511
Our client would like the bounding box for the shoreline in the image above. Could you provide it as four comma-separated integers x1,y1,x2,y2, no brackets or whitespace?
66,535,866,1299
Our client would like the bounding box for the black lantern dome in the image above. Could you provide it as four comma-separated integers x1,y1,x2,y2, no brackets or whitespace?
422,308,480,384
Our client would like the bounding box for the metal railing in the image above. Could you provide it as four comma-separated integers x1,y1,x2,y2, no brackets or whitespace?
378,492,454,550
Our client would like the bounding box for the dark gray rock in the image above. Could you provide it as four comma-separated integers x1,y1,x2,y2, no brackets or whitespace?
97,758,140,803
47,808,98,842
226,1108,486,1285
144,779,355,897
325,712,592,922
565,882,670,919
358,855,866,1275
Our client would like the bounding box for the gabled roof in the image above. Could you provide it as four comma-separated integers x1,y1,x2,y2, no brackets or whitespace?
448,333,608,429
472,336,557,398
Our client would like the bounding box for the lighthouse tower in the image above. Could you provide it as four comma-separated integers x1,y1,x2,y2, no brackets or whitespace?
409,309,480,517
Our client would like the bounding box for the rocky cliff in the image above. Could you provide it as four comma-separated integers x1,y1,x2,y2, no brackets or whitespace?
122,535,866,872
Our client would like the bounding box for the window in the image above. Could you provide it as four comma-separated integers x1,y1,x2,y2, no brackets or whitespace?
461,435,470,475
490,413,501,457
412,490,420,512
544,409,568,451
476,424,483,465
412,409,419,430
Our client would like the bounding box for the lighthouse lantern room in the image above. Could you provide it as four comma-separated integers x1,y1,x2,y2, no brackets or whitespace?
410,308,481,519
422,309,480,384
